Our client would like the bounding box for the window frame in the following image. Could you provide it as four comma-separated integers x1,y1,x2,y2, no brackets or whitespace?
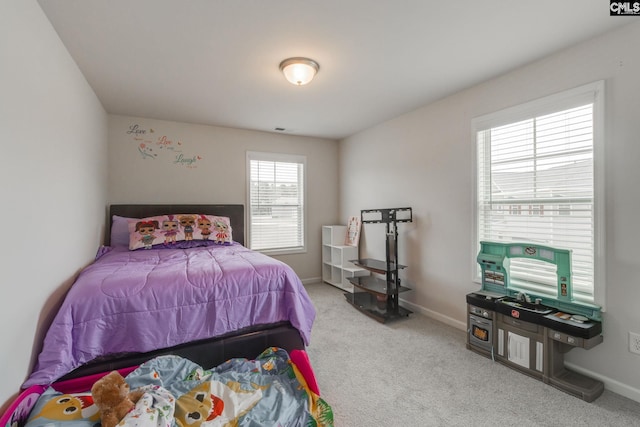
246,151,307,255
471,81,605,308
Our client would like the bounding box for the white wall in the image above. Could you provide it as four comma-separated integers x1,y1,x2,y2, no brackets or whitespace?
108,115,339,280
339,22,640,401
0,0,108,410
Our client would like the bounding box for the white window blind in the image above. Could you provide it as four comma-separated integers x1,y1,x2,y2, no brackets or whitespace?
247,152,306,253
473,82,604,304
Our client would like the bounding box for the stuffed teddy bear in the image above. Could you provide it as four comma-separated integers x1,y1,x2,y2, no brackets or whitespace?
91,371,144,427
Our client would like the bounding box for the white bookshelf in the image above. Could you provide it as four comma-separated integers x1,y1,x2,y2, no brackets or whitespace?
322,225,369,292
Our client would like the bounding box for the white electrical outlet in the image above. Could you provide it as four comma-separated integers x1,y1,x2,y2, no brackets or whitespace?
629,332,640,355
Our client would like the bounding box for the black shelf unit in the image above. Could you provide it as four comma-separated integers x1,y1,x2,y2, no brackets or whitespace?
345,207,413,323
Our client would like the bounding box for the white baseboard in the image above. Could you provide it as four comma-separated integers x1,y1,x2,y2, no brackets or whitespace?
564,361,640,403
301,277,322,285
399,298,467,331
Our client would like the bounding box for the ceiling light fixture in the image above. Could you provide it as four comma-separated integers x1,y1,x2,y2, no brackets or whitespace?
279,57,319,86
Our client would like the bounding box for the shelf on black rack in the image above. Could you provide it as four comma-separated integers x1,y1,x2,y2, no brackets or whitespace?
349,276,411,296
345,207,413,322
344,292,412,323
350,258,407,274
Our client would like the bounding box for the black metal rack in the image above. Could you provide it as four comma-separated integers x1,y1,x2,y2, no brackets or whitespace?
345,207,413,323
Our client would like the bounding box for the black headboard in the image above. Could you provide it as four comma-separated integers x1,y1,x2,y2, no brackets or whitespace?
106,204,245,246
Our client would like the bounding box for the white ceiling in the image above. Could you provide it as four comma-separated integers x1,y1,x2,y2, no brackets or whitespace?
38,0,632,140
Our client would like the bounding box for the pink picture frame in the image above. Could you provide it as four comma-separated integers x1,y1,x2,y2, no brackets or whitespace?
345,216,361,246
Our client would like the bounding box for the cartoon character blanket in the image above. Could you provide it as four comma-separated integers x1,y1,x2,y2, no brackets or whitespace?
23,348,333,427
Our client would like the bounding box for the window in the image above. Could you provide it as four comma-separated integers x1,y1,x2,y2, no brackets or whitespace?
246,151,306,254
472,81,605,305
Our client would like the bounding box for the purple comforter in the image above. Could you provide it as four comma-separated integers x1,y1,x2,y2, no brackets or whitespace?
23,243,315,387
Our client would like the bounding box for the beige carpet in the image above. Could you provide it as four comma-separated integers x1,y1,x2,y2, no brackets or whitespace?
304,282,640,426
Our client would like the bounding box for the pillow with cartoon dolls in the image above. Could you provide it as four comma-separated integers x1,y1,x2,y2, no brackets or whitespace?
128,214,233,250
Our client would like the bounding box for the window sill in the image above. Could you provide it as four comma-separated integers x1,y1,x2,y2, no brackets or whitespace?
255,247,307,256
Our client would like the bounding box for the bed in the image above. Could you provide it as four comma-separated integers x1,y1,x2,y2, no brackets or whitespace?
22,204,316,388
